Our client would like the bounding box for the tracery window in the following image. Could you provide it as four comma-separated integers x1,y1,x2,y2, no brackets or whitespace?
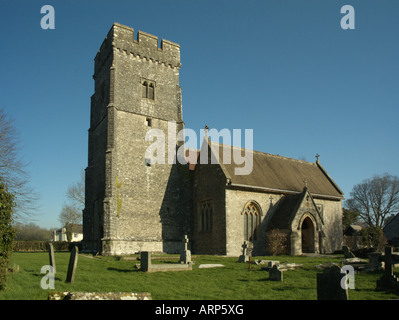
199,200,213,232
243,202,260,241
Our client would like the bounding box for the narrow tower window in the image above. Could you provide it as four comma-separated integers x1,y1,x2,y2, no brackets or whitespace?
148,83,155,100
141,79,155,100
142,81,148,98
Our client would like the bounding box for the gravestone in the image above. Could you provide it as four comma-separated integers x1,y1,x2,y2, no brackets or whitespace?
48,243,56,273
238,241,250,263
140,251,151,272
317,265,348,300
269,265,283,281
179,235,191,264
366,252,383,271
376,246,399,291
66,246,79,283
140,251,192,272
197,264,224,269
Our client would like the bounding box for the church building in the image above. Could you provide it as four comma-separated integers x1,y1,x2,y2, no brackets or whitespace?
82,23,344,256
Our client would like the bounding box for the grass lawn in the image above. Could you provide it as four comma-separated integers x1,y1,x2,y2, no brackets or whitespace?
0,252,398,300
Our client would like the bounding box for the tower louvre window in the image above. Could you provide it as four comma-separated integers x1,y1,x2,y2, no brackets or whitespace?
142,81,148,98
141,79,155,100
148,83,154,100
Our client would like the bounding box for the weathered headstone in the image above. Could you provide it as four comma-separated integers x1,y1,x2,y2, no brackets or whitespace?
366,252,383,271
48,243,56,273
238,241,250,263
66,246,78,283
269,265,283,281
376,246,399,291
179,235,191,264
317,265,348,300
140,251,151,272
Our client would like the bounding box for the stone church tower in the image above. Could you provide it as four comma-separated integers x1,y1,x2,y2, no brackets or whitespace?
83,23,192,255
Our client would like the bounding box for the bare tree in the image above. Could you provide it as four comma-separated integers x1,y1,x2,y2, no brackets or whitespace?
59,203,82,242
66,169,85,210
58,171,84,241
0,109,39,221
345,173,399,229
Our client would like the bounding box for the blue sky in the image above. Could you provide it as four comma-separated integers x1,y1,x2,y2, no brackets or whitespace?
0,0,398,229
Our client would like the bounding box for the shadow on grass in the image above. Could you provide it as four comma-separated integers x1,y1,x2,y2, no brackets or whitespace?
107,267,135,273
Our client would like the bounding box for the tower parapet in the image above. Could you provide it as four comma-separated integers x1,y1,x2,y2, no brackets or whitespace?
95,23,181,76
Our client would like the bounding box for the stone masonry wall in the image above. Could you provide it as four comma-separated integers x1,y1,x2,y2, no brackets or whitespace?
84,23,192,255
193,145,227,255
225,189,284,256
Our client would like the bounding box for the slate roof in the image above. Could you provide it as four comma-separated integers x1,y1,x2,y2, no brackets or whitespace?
383,213,399,241
205,141,344,200
268,192,305,229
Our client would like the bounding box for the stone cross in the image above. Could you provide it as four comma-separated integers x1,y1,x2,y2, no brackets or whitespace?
238,241,250,263
316,265,348,300
184,235,189,251
179,235,191,264
376,246,399,291
48,243,56,274
242,241,248,253
66,246,79,283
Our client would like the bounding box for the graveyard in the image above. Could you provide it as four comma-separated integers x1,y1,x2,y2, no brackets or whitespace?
0,249,398,300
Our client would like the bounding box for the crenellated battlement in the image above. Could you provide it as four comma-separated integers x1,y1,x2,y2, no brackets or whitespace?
94,23,181,76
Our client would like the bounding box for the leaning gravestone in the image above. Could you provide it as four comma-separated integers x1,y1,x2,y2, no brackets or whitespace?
66,246,79,283
48,243,56,274
317,265,348,300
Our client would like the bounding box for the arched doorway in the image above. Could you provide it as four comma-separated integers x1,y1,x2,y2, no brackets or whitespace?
301,217,315,253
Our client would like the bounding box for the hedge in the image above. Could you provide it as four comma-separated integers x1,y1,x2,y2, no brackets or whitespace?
13,241,82,252
0,182,16,290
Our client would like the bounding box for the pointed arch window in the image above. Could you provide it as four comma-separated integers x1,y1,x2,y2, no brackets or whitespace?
243,202,261,241
199,200,213,232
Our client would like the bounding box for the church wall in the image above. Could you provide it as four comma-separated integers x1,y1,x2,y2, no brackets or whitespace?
193,162,227,255
224,189,283,256
102,111,192,255
113,43,182,122
313,198,343,253
224,189,343,256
